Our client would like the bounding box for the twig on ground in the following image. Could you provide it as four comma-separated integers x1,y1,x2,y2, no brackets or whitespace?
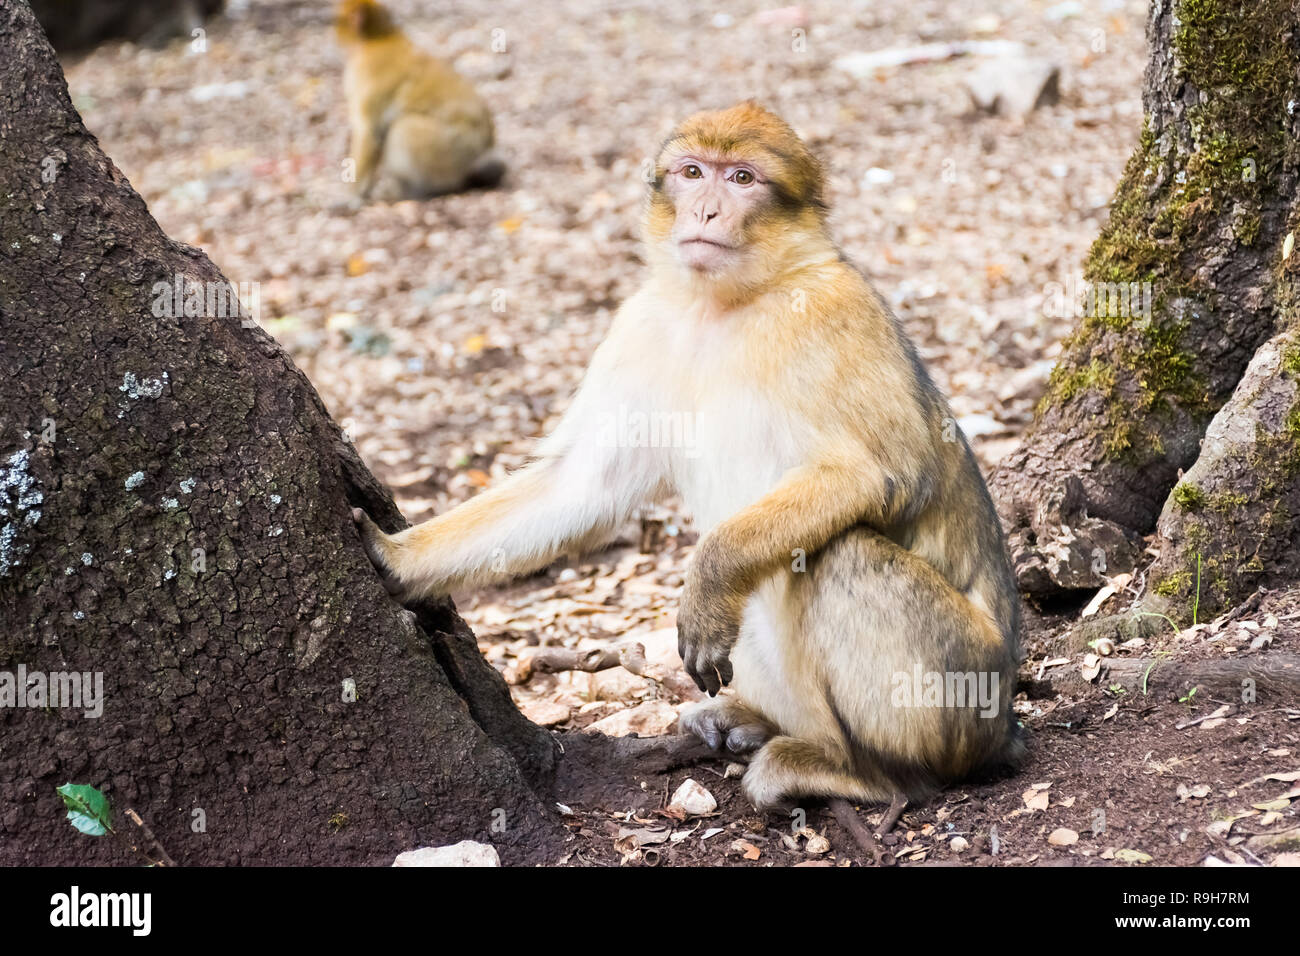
124,808,178,867
830,795,907,866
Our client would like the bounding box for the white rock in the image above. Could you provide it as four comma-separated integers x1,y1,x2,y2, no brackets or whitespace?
393,841,500,867
668,778,718,817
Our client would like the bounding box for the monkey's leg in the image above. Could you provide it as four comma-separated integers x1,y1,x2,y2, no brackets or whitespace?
741,736,890,810
680,696,773,754
382,113,492,198
738,529,1016,810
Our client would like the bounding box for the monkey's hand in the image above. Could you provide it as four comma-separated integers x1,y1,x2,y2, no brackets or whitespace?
352,508,410,599
677,571,743,696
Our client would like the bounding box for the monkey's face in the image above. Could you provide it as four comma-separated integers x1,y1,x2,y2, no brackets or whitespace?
335,0,394,43
660,155,772,273
645,102,828,290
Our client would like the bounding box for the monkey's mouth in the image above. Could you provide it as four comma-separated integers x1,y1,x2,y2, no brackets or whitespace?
679,238,736,250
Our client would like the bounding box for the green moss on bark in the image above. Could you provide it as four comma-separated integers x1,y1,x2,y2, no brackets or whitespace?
1172,481,1205,510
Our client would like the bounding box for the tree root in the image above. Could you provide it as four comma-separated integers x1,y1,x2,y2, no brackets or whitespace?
1099,653,1300,699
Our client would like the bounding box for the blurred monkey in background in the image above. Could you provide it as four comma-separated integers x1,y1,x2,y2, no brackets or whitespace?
354,103,1022,812
335,0,505,200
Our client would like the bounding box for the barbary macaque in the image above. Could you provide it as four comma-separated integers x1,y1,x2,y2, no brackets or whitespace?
354,102,1022,810
335,0,504,200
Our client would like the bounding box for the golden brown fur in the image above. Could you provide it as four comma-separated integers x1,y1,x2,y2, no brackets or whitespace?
335,0,503,200
355,102,1022,810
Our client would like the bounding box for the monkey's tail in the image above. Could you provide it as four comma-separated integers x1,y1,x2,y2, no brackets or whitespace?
465,151,506,190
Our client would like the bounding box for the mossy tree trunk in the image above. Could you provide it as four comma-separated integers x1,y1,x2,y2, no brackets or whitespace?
991,0,1300,618
0,0,560,865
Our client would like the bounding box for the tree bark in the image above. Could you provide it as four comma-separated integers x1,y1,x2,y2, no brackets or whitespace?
991,0,1300,602
0,0,560,865
1145,327,1300,617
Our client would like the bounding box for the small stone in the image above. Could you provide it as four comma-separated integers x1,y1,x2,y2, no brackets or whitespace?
668,778,717,817
393,840,499,867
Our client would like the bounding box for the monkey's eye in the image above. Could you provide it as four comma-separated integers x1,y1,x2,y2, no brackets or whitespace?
682,164,703,179
733,169,755,185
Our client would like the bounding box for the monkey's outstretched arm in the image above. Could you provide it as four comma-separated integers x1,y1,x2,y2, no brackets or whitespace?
678,456,932,694
354,328,668,599
355,430,666,600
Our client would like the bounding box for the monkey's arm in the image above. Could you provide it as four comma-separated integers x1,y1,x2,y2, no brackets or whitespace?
356,466,609,601
354,326,669,599
678,454,932,694
350,117,383,196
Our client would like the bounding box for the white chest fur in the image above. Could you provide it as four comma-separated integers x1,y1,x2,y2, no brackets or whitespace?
671,386,805,531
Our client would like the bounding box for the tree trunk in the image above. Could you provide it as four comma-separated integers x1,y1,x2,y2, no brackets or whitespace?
0,0,561,865
991,0,1300,607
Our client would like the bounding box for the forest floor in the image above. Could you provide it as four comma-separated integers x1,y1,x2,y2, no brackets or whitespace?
64,0,1300,866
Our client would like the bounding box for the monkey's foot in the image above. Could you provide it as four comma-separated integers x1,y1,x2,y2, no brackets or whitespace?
680,697,772,754
740,736,900,812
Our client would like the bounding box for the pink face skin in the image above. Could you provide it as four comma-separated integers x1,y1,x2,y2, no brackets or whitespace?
662,155,771,273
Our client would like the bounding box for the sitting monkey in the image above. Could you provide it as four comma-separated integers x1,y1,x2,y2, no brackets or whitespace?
335,0,504,200
355,102,1023,810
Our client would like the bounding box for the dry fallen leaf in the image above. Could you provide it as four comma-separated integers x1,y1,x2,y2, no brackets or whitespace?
1176,783,1211,803
1080,653,1102,681
1022,787,1051,812
1048,828,1079,847
1251,798,1292,812
1114,848,1153,864
1263,770,1300,782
